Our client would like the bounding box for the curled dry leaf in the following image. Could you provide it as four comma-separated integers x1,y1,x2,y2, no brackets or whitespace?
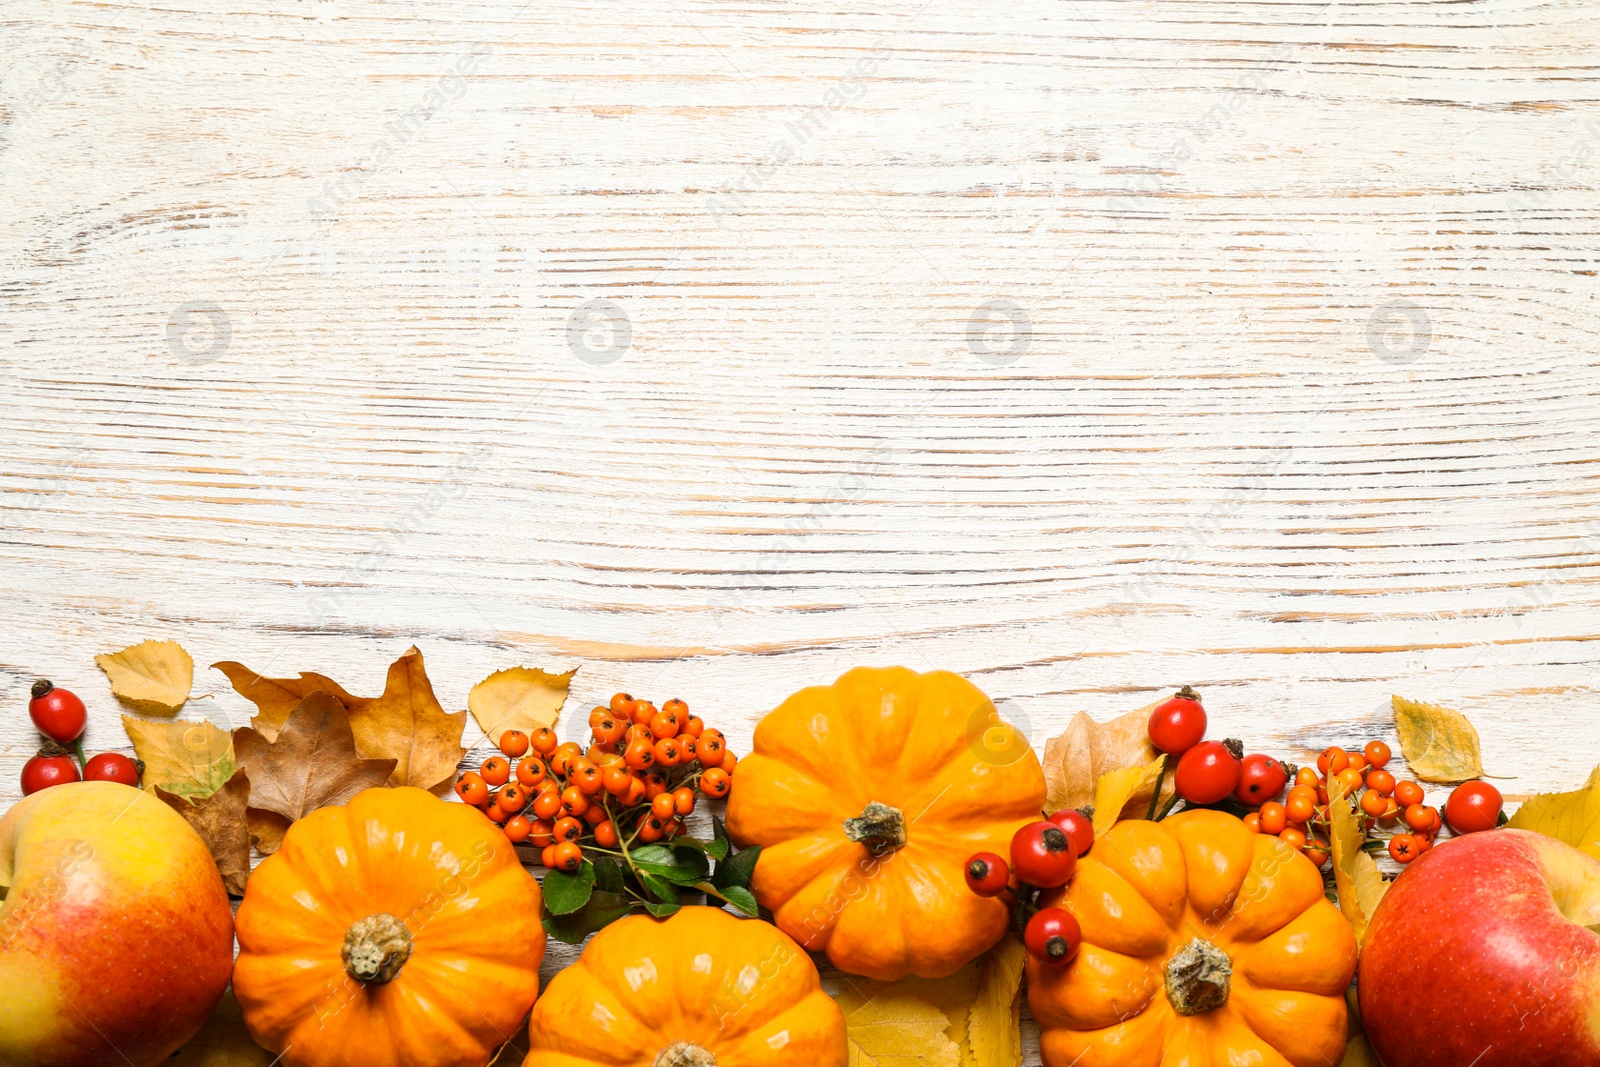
468,665,575,740
1391,695,1485,782
1506,765,1600,861
212,661,358,741
233,692,397,835
836,980,961,1067
1090,756,1167,838
966,935,1027,1067
97,639,194,715
169,991,276,1067
122,716,236,798
342,646,466,792
1327,780,1389,946
156,772,252,897
1041,702,1173,819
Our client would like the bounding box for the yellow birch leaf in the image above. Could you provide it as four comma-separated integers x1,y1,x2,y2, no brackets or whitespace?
1327,781,1389,945
122,716,236,798
1091,755,1167,837
1506,765,1600,861
96,639,194,715
836,982,960,1067
468,666,576,740
170,992,275,1067
1041,701,1172,817
1391,695,1485,782
966,935,1026,1067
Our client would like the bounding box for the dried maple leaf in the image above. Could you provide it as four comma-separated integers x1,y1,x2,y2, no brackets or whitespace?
233,692,397,829
122,716,236,798
1091,756,1167,838
170,991,276,1066
97,639,194,715
1391,695,1485,782
212,661,358,741
836,980,960,1067
1506,765,1600,861
1042,701,1173,819
342,646,466,792
1327,781,1389,945
965,935,1026,1067
468,665,575,740
246,809,292,856
156,772,251,896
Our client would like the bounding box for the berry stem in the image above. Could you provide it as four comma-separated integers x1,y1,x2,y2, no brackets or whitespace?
1146,755,1169,821
72,738,86,772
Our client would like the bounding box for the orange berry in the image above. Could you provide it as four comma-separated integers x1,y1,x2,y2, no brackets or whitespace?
1365,769,1395,797
1393,780,1424,808
1259,802,1288,835
532,790,563,820
671,786,695,816
529,727,559,755
1413,832,1433,853
622,775,647,807
609,692,636,717
643,772,669,800
625,723,655,746
1294,767,1319,789
486,802,511,824
1364,740,1392,769
1317,747,1349,777
1243,812,1262,833
602,765,633,796
680,714,705,738
454,772,489,807
700,766,731,798
1360,789,1388,817
480,756,511,786
1333,768,1364,798
592,716,627,745
552,816,583,844
719,750,737,775
540,844,558,868
637,816,665,843
560,786,589,818
1304,837,1331,869
515,757,547,789
528,818,555,847
631,700,658,726
679,736,698,762
594,819,618,848
551,841,582,872
1403,803,1434,831
1345,753,1368,774
495,784,528,815
695,734,725,765
583,804,606,825
499,730,530,758
571,759,603,795
651,793,677,820
1388,833,1419,863
662,698,689,718
649,711,680,739
503,814,532,843
624,740,656,770
549,742,582,777
1279,827,1307,850
654,738,682,768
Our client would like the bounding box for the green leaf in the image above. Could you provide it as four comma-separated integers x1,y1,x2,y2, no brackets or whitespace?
542,890,631,944
712,843,761,891
592,855,625,894
639,871,680,906
642,897,681,918
702,835,730,862
720,884,759,916
541,861,596,916
629,844,710,887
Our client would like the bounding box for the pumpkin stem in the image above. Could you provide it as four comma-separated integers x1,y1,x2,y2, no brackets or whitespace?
655,1041,717,1067
341,913,414,984
1164,938,1231,1015
843,801,906,854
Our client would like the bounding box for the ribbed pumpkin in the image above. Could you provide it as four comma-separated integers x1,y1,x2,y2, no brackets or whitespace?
725,666,1046,981
233,787,545,1067
1028,810,1358,1067
523,907,845,1067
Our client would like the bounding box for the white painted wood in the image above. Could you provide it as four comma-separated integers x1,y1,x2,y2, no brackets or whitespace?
3,0,1600,1060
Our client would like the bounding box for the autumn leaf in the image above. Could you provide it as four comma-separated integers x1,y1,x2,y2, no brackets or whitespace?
1042,702,1173,819
213,661,358,741
1327,782,1389,945
342,646,466,793
170,991,276,1067
157,772,252,896
966,935,1026,1067
1506,765,1600,861
97,640,194,715
468,666,575,740
123,716,236,798
836,981,961,1067
1091,756,1167,838
246,809,292,857
1392,695,1485,782
233,692,397,830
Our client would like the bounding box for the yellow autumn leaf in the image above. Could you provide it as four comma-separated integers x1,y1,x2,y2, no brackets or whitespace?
1392,695,1485,782
1327,780,1389,945
966,935,1026,1067
170,992,276,1066
1091,755,1166,837
122,716,236,798
836,981,961,1067
468,665,575,740
96,639,194,715
1506,765,1600,861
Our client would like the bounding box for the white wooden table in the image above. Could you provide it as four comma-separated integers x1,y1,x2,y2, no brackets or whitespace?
3,0,1599,1060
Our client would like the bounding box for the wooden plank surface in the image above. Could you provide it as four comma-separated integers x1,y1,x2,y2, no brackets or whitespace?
3,0,1600,1061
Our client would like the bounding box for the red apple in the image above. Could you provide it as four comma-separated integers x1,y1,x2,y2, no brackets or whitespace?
1360,828,1600,1067
0,781,235,1066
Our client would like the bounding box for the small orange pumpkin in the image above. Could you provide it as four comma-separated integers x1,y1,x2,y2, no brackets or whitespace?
233,787,545,1067
523,907,845,1067
725,666,1046,981
1028,809,1358,1067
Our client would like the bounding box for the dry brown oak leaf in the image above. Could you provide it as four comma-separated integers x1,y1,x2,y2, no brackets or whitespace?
156,772,252,897
233,692,397,848
212,661,360,742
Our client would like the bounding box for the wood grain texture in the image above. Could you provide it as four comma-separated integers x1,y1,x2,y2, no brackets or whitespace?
3,0,1599,1061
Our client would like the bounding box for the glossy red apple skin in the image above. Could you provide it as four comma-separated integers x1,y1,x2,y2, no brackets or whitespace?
0,781,234,1067
1360,828,1600,1067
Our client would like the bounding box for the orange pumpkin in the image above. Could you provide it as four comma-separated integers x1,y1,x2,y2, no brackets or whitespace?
725,666,1046,981
234,787,545,1067
523,907,845,1067
1028,809,1358,1067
